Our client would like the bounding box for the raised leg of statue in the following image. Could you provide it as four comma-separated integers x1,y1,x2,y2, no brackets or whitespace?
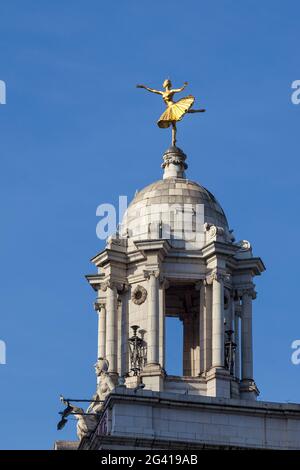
188,109,206,113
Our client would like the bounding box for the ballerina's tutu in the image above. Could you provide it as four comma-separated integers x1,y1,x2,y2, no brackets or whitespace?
157,95,195,128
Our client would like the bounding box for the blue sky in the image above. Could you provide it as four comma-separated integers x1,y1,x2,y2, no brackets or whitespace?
0,0,299,449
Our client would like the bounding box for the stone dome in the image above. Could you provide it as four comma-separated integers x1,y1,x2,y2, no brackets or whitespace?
121,147,230,249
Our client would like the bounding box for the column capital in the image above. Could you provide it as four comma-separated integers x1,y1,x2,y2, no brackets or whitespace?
237,287,256,300
100,280,128,293
143,269,160,280
206,270,230,285
99,280,113,292
94,301,106,312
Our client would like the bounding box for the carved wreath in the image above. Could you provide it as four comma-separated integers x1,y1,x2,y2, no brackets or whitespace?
131,285,147,305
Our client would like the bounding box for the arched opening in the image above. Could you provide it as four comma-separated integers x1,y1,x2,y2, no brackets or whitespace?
164,283,200,377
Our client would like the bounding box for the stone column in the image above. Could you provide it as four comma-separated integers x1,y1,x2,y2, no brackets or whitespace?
97,303,106,359
117,297,122,376
204,282,212,371
105,283,118,374
120,290,129,377
159,278,168,369
241,289,254,380
199,281,205,374
141,269,165,392
211,273,224,368
229,293,235,332
234,309,240,379
145,270,160,365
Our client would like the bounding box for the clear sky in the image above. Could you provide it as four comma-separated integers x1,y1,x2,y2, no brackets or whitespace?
0,0,299,449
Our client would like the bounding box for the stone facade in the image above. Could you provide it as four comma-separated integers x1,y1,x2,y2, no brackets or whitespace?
79,389,300,450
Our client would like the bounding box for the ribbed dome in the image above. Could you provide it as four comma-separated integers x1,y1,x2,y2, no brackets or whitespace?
131,178,227,224
121,177,229,248
120,146,230,249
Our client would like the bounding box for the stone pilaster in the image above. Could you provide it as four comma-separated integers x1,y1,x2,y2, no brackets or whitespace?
94,302,106,359
210,272,225,368
105,282,118,375
204,281,212,372
241,288,254,380
117,297,122,376
144,269,160,366
234,306,240,380
198,281,205,375
141,269,165,391
120,289,129,377
239,287,259,400
205,272,231,398
159,277,169,369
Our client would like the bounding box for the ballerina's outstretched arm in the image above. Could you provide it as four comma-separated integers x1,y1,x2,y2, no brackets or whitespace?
136,84,163,95
171,82,188,94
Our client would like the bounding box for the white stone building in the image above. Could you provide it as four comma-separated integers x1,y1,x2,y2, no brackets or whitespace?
56,146,300,450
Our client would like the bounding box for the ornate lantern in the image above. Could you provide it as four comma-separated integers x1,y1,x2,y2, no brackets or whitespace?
128,325,147,376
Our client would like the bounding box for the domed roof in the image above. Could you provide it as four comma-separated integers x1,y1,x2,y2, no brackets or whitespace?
129,178,227,225
121,147,229,249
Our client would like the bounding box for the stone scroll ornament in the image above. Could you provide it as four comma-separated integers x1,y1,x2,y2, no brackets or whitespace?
131,285,147,305
136,79,205,146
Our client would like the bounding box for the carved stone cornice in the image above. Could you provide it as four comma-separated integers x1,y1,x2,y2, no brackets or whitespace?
134,239,171,262
85,274,106,292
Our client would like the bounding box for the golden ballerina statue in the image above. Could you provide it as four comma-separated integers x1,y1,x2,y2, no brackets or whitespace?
136,79,205,146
